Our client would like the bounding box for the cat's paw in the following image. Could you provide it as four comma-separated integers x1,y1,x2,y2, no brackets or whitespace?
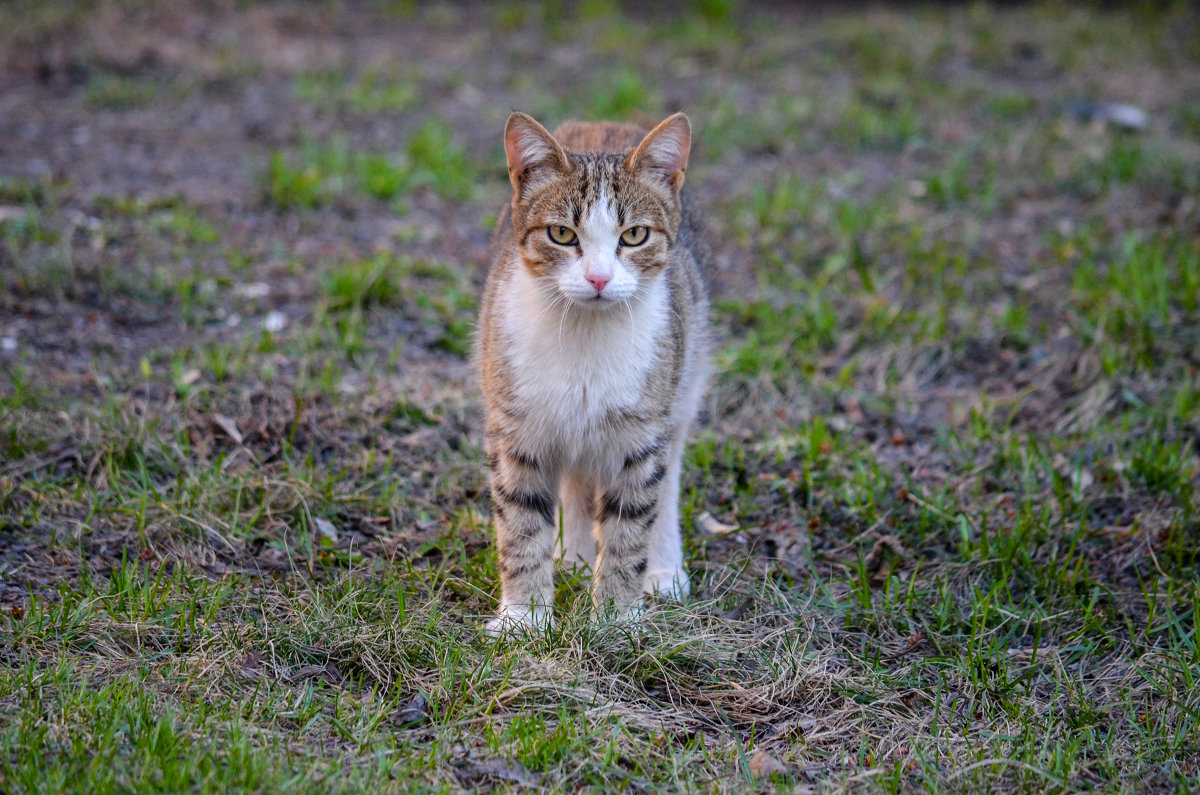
484,606,552,639
643,568,690,600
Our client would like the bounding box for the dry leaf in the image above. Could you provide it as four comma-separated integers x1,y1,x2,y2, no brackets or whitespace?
697,511,739,536
454,758,532,786
723,597,755,620
395,693,428,726
864,534,906,575
235,650,264,681
212,413,243,445
289,663,343,686
255,546,292,571
749,750,788,778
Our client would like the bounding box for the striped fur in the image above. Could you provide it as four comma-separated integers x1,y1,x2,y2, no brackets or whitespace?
477,112,711,635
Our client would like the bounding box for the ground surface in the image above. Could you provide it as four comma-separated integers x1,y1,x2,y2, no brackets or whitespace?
1,1,1199,792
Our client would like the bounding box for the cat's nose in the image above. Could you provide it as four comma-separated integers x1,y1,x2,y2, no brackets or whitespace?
587,274,610,292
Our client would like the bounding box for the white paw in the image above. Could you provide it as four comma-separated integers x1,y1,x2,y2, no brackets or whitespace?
643,568,690,600
484,605,552,639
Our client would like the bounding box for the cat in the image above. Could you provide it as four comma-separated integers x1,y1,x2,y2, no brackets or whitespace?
476,111,710,635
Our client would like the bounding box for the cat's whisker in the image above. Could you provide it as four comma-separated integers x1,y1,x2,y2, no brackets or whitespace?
558,296,571,348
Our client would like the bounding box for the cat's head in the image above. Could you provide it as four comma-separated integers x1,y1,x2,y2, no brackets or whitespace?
503,111,690,308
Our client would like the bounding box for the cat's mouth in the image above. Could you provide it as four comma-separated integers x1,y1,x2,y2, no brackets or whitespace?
558,284,629,307
561,290,618,306
585,292,625,307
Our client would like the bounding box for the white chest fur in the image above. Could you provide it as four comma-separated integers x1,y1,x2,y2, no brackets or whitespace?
498,261,669,468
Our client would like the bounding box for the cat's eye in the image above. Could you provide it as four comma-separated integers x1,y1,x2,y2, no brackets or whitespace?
547,225,578,246
620,226,649,247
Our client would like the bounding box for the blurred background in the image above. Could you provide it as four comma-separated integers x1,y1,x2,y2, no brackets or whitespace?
1,2,1199,789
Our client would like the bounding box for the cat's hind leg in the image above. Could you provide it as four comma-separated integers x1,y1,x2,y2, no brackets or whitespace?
555,472,597,572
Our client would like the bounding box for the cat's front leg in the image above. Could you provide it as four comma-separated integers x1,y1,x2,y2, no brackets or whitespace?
486,443,558,637
643,430,690,600
593,433,672,618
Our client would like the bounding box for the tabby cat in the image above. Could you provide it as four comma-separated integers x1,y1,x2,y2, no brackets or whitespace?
477,111,710,635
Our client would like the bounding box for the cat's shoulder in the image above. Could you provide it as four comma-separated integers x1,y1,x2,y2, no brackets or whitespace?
551,120,645,155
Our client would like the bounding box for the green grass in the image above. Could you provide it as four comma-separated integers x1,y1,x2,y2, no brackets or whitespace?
84,72,171,110
294,68,418,114
3,0,1200,792
265,121,474,209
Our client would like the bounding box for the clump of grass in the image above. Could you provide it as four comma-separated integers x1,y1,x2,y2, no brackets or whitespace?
921,151,997,209
150,207,219,245
1068,231,1200,370
829,86,924,151
84,72,160,110
309,254,477,360
265,137,358,210
0,176,50,205
265,150,325,210
987,89,1038,119
294,68,417,113
264,121,473,209
322,256,406,312
403,119,474,201
584,66,659,120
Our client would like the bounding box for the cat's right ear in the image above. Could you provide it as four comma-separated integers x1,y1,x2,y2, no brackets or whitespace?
626,112,691,194
505,112,569,198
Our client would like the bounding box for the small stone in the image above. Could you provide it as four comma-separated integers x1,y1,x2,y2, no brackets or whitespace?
235,282,271,299
263,311,287,332
1094,102,1148,132
314,517,339,542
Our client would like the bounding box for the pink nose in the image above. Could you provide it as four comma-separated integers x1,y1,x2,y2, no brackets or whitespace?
587,274,609,292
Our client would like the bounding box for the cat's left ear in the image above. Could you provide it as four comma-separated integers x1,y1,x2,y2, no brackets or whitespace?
505,112,570,199
626,112,691,193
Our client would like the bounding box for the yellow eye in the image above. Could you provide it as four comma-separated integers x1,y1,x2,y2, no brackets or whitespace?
620,226,649,247
547,225,577,245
